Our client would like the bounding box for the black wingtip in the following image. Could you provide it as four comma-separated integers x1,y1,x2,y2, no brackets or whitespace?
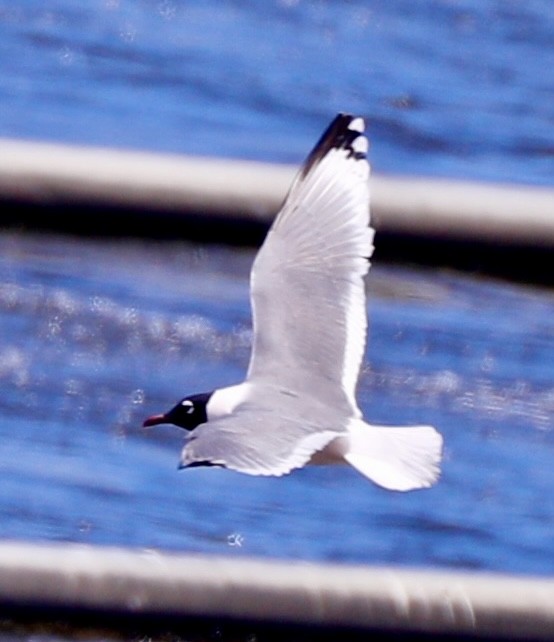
300,113,367,179
178,460,225,470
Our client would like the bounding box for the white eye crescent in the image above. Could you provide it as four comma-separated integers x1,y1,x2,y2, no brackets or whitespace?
181,400,194,414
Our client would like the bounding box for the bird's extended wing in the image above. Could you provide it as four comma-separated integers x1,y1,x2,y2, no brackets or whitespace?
246,114,373,416
180,402,342,476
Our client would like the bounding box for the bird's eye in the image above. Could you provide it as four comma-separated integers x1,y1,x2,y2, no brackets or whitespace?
181,400,195,414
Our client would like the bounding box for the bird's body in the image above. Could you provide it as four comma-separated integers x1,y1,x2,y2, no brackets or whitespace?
144,114,443,490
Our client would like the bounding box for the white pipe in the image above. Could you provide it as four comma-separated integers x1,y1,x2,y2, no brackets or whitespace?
0,541,553,639
0,138,553,247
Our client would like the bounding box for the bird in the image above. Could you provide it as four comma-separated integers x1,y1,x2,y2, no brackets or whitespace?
143,114,443,491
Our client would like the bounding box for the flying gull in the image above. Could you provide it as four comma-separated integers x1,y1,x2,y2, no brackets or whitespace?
144,114,443,490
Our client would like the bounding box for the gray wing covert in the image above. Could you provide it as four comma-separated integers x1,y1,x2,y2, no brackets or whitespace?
180,404,342,476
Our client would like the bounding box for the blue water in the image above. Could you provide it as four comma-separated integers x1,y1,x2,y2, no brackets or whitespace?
1,0,554,579
0,0,553,185
0,231,553,576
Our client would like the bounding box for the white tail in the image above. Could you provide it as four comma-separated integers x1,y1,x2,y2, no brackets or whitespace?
344,420,443,491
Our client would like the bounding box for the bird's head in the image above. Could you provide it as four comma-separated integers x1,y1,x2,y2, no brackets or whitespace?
143,392,213,431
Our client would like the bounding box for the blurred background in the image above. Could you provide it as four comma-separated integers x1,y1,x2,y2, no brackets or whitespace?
2,0,553,183
0,0,553,577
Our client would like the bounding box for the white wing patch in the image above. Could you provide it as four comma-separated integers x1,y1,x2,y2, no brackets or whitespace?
348,117,364,133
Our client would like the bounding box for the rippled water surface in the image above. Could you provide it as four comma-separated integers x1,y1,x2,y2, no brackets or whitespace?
1,231,553,575
1,0,554,586
1,0,553,185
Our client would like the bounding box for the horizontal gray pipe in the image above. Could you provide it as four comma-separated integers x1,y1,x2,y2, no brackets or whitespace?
1,138,554,247
0,541,553,639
